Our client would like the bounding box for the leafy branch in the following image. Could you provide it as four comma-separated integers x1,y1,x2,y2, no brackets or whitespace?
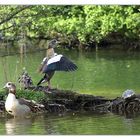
0,5,31,25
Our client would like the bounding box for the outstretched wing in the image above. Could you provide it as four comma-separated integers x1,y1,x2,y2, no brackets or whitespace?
42,54,78,73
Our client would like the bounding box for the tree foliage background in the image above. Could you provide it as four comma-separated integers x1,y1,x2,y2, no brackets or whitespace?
0,5,140,49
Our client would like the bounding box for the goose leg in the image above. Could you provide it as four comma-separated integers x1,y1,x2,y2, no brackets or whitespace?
37,74,47,86
46,72,55,90
48,80,51,89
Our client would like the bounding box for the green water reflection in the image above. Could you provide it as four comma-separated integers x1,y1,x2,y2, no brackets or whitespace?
0,112,140,135
0,49,140,98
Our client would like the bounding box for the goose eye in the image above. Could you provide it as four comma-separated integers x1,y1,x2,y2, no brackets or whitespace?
8,83,11,86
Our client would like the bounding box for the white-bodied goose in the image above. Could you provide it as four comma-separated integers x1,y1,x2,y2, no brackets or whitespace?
37,39,78,89
4,82,44,118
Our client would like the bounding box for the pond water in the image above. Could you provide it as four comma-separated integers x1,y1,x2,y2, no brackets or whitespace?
0,112,140,135
1,47,140,135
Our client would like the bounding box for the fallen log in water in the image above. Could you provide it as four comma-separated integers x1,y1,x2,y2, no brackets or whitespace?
108,95,140,117
1,85,140,117
26,86,140,117
27,86,112,113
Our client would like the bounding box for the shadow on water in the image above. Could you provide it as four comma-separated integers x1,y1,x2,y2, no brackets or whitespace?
113,109,140,119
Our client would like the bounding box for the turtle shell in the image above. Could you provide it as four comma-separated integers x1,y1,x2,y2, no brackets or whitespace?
122,89,135,99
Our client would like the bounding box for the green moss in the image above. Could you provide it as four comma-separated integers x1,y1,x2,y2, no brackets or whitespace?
0,89,47,102
16,90,47,102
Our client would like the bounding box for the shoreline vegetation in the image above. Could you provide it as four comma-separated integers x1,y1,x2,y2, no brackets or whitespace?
0,5,140,52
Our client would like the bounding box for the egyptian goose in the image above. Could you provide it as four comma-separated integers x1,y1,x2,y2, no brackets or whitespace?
37,39,78,89
4,82,44,118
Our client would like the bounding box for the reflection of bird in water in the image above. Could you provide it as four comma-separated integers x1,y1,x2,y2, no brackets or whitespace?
4,82,44,118
37,39,78,89
5,117,32,135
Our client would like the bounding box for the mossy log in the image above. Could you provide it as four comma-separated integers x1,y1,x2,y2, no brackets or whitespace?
26,86,112,113
26,86,140,117
1,85,140,117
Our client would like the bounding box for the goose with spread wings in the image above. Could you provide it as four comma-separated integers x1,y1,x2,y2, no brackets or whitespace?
37,53,78,89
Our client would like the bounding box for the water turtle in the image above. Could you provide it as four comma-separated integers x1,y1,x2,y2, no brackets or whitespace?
122,89,135,100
